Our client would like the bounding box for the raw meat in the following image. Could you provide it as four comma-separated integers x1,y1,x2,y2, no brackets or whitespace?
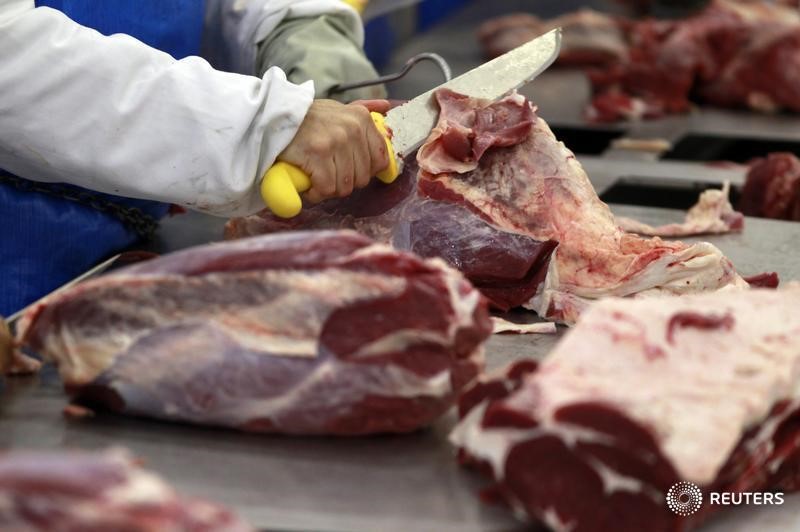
227,89,746,324
415,90,745,323
589,0,800,121
478,1,800,121
740,152,800,221
0,448,251,531
451,286,800,532
743,271,780,288
15,230,491,435
616,182,744,236
477,9,628,66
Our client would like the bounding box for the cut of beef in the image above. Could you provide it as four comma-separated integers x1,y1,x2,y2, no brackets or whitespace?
227,90,745,324
451,286,800,532
414,90,745,323
616,182,744,237
0,448,251,531
740,152,800,221
16,230,491,435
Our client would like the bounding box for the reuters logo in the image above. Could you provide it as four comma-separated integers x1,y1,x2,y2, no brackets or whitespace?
666,481,703,516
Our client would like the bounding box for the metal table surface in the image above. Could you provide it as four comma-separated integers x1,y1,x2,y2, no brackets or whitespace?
3,204,800,532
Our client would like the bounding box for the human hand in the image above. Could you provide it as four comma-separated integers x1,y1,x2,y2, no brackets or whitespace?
278,100,390,203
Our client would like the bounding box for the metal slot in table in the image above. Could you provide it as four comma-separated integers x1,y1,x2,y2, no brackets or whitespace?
600,176,742,210
663,134,800,163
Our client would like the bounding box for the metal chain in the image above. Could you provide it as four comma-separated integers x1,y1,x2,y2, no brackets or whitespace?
0,171,158,240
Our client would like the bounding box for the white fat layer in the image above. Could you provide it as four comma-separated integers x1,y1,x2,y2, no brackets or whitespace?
103,467,174,506
542,507,576,532
515,287,800,485
450,403,614,481
491,317,557,335
452,287,800,526
585,456,655,501
349,329,463,359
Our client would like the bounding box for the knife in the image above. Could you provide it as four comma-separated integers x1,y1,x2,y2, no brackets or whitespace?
5,253,123,327
260,28,562,219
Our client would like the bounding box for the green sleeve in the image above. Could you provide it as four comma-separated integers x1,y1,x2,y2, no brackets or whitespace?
255,15,387,102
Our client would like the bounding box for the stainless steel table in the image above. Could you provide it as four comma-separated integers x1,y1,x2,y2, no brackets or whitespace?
3,204,800,532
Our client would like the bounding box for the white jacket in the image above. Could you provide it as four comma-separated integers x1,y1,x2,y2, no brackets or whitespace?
0,0,361,217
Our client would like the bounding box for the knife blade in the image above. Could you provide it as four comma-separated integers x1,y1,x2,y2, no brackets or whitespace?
6,253,123,326
260,28,562,218
385,28,561,160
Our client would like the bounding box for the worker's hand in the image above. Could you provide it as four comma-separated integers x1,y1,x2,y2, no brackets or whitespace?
278,100,390,203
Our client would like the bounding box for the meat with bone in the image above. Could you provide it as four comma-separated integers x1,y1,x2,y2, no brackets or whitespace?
15,230,491,435
452,286,800,532
227,89,745,324
0,448,251,531
740,152,800,222
616,182,744,237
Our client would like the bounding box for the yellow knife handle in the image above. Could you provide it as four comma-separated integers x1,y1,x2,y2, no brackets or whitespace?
260,162,311,219
260,112,399,219
370,112,400,185
341,0,368,14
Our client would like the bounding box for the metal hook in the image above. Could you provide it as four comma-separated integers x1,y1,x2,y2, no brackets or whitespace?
329,52,452,94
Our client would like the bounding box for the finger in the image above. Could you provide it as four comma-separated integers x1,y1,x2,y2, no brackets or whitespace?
352,125,371,189
365,120,390,176
334,137,355,198
349,99,391,114
305,188,324,204
306,158,336,203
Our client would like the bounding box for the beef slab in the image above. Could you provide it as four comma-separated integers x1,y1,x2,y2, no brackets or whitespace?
0,448,251,531
228,90,745,323
16,230,491,435
452,286,800,531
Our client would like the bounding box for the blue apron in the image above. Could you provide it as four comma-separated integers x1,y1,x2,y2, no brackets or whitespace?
1,1,205,316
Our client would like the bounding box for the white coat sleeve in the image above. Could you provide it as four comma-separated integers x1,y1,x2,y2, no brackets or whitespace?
0,0,314,217
202,0,363,75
